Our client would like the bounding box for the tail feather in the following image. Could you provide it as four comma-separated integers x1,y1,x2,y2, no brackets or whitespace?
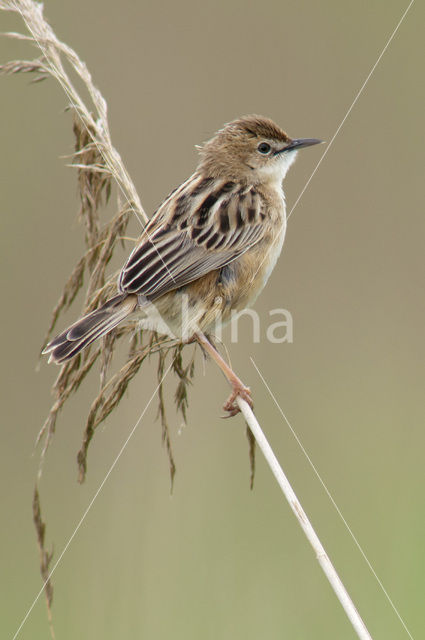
43,294,137,364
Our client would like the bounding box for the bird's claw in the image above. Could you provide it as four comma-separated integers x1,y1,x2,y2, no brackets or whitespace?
221,384,253,418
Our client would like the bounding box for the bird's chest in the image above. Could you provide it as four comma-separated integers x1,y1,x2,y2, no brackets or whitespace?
262,188,287,283
245,218,286,305
217,214,286,317
258,219,286,289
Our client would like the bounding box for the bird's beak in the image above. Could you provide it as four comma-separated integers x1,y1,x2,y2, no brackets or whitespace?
276,138,323,154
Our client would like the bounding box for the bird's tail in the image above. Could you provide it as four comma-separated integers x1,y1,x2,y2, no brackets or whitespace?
43,294,137,364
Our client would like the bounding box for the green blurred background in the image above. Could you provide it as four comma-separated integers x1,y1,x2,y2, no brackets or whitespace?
1,1,423,638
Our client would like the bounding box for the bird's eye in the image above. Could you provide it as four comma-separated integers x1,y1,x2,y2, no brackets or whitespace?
257,142,271,155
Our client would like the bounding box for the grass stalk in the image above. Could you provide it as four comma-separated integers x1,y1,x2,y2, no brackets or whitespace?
238,398,373,640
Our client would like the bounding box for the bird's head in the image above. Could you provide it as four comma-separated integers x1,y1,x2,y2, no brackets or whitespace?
198,115,322,184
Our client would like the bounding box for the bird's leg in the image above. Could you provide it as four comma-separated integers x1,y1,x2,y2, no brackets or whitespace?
194,331,253,417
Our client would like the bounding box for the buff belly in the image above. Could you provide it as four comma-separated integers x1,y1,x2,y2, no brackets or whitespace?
135,222,286,340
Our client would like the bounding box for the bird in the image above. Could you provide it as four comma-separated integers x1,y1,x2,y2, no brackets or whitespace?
43,115,321,416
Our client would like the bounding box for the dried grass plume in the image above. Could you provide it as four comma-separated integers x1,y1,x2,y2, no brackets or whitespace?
0,0,203,624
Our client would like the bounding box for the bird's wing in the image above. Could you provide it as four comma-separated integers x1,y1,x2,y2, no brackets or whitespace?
118,174,267,300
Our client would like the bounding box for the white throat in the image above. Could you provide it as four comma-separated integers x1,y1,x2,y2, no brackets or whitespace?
258,150,298,184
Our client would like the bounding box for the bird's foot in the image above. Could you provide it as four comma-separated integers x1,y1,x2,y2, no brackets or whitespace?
222,383,253,418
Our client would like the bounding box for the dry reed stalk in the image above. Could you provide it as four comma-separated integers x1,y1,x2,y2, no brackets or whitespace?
238,398,373,640
1,3,374,640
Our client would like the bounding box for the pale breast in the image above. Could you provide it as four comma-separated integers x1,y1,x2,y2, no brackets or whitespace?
246,182,287,305
242,219,286,309
134,182,287,338
260,220,286,287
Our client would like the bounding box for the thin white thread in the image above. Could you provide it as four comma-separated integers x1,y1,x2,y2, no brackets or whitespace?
250,357,415,640
7,0,416,637
237,395,372,640
251,0,415,284
12,360,174,640
287,0,415,222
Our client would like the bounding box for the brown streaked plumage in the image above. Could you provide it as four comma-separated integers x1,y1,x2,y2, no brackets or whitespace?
44,115,321,415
